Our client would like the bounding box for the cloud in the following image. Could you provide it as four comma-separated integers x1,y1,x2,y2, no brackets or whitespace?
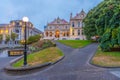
0,0,102,31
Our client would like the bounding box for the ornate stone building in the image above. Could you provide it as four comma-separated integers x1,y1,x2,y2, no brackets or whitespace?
44,9,86,40
0,20,42,44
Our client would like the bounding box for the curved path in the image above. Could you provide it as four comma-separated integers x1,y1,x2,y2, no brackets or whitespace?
0,42,119,80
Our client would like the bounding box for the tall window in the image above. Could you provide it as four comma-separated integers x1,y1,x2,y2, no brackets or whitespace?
82,30,84,35
16,22,19,26
46,32,48,37
78,22,80,27
66,26,67,29
67,32,69,36
50,27,52,29
72,22,74,27
72,30,74,35
50,32,52,37
78,30,80,35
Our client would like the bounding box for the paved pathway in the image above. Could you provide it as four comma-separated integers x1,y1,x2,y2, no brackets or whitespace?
0,42,120,80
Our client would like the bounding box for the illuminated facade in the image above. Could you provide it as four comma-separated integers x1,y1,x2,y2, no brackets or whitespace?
0,20,42,44
44,9,86,40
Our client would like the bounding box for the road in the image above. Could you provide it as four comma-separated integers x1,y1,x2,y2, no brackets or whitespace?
0,42,119,80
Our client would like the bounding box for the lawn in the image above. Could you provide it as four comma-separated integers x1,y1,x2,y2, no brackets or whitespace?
13,47,64,67
57,40,92,48
91,47,120,67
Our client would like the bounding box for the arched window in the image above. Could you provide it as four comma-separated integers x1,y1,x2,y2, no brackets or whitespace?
82,30,84,35
66,26,67,29
46,32,48,37
15,29,19,33
72,30,74,35
72,22,74,27
78,22,80,27
78,30,80,35
62,32,65,37
67,32,69,36
50,32,52,37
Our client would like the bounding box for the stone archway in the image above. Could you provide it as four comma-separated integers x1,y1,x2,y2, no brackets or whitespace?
46,32,48,37
55,30,60,38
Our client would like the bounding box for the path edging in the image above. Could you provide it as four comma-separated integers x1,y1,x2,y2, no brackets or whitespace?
4,55,65,72
89,48,120,69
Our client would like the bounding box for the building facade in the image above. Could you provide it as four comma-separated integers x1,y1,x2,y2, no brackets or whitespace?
0,20,42,44
44,10,86,40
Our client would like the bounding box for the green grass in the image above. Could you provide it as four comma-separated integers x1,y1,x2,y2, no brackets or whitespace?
13,47,64,67
58,40,92,48
92,47,120,67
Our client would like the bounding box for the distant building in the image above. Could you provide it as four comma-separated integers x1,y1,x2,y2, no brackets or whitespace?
0,20,42,44
44,9,86,40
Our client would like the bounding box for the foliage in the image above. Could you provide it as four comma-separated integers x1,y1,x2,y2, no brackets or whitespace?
19,34,41,45
84,0,120,51
27,34,41,44
6,34,10,43
0,34,3,42
29,40,56,52
11,32,18,41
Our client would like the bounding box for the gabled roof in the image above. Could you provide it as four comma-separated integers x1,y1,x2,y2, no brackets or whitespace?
48,17,69,25
72,9,86,19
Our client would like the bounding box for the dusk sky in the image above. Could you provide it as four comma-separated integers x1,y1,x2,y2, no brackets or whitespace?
0,0,103,31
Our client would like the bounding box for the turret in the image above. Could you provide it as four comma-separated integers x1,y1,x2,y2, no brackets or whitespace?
70,13,72,19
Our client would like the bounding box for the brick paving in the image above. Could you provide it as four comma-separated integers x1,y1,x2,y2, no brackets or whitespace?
0,42,119,80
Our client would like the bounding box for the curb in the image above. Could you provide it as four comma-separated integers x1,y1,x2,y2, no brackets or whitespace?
90,62,120,69
89,47,120,69
52,55,65,65
4,54,65,73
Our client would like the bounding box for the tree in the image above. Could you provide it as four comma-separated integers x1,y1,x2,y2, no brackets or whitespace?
83,0,120,51
6,34,10,43
11,32,18,41
84,0,120,37
19,34,41,45
0,34,3,43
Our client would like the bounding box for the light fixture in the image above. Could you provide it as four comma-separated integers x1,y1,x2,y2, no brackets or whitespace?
22,17,29,22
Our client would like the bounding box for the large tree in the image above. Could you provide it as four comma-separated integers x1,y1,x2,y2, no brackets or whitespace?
83,0,120,51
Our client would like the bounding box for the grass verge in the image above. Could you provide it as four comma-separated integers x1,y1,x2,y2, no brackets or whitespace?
57,40,92,48
91,47,120,67
12,47,64,67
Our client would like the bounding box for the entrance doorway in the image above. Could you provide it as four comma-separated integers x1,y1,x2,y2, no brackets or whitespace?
55,30,60,38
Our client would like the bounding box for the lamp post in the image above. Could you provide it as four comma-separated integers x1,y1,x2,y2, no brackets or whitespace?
22,17,29,66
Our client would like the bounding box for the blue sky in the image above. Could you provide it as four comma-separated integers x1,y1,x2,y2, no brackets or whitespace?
0,0,103,31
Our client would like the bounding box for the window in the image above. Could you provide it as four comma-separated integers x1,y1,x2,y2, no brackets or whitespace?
66,26,67,29
62,32,65,36
78,30,80,35
15,29,19,33
72,30,74,35
46,32,48,37
82,30,84,35
50,32,52,37
78,22,80,27
67,32,69,36
72,22,74,27
16,22,19,26
50,26,52,29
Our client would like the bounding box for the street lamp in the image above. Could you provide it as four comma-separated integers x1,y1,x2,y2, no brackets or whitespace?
22,16,29,66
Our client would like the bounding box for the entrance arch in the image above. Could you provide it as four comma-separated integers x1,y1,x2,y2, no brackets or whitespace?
55,30,60,38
